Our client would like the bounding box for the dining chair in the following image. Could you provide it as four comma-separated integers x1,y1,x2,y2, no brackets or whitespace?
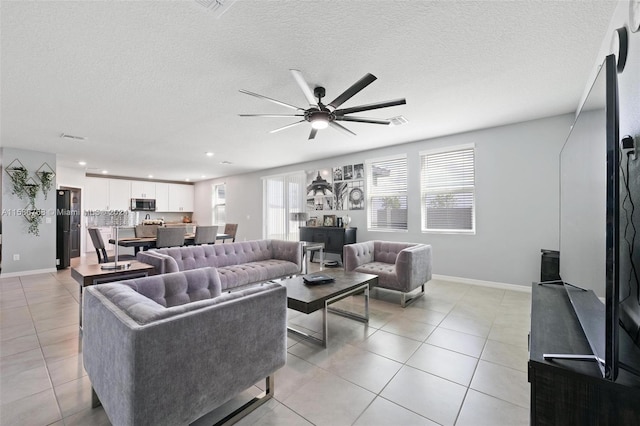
155,227,185,248
194,225,218,245
88,228,136,264
222,223,238,243
135,224,160,238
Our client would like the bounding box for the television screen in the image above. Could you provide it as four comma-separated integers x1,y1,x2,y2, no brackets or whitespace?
559,54,619,380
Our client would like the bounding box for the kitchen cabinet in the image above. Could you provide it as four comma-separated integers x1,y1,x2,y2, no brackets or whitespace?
167,184,194,212
130,181,156,199
108,179,131,210
85,178,130,211
155,183,169,212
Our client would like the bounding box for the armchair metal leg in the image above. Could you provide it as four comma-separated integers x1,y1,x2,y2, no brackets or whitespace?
401,284,425,308
214,376,274,425
91,387,102,408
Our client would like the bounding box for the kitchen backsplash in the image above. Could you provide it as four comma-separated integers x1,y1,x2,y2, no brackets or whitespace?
85,210,132,227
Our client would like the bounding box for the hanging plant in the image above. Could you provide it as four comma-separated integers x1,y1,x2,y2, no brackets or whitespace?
36,162,56,199
5,159,29,198
24,208,43,236
23,177,40,206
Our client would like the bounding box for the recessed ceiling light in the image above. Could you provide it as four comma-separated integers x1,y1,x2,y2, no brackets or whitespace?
201,175,206,179
205,152,215,157
102,170,108,174
78,161,87,166
185,178,190,182
148,175,153,178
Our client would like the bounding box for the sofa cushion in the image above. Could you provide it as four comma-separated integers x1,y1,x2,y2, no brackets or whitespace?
374,241,416,264
118,267,222,308
157,240,276,271
217,260,300,290
354,261,400,289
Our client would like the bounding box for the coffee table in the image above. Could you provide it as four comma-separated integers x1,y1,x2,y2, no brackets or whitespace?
280,269,378,347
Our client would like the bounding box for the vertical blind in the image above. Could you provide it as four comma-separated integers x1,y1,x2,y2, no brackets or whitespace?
420,147,475,232
263,172,306,240
366,155,408,231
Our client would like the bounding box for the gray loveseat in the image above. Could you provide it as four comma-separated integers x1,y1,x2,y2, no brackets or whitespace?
137,239,301,290
83,267,287,426
344,240,432,307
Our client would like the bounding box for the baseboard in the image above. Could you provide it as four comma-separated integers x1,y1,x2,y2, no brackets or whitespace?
0,267,58,278
432,274,531,293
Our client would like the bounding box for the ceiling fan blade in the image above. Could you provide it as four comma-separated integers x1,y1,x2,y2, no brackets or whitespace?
269,120,306,134
239,89,304,111
290,69,318,107
329,121,356,136
239,114,304,117
334,116,391,125
334,98,406,115
328,73,377,110
309,128,318,140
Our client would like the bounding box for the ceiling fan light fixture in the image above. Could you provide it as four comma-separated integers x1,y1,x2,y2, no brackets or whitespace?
310,116,329,130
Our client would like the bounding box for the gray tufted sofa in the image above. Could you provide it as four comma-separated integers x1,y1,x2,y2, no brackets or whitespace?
344,240,432,307
83,267,287,426
137,239,301,290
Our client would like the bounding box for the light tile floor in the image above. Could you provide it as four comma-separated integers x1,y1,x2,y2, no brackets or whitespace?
1,255,531,425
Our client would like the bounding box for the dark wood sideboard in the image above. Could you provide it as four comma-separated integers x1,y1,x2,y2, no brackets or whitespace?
529,283,640,425
299,226,356,262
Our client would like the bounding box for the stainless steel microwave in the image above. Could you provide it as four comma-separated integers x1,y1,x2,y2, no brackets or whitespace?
130,198,156,211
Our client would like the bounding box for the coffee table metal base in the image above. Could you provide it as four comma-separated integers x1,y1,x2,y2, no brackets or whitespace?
287,282,369,347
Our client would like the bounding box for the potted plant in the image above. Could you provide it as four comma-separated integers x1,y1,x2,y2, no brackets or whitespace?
24,208,43,236
36,163,56,199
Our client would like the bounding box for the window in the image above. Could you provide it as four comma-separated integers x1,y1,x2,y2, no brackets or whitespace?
366,155,408,231
262,172,306,240
420,145,475,233
211,183,226,224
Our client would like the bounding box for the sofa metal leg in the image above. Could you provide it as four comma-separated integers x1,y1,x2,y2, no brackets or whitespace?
91,386,102,408
401,284,425,308
214,375,274,425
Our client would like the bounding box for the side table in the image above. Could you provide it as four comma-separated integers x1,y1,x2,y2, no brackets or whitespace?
71,261,155,328
300,241,324,274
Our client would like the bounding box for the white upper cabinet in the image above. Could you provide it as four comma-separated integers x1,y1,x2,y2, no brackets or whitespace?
155,183,169,212
131,181,156,199
167,184,194,212
108,179,131,210
85,177,110,211
85,178,130,211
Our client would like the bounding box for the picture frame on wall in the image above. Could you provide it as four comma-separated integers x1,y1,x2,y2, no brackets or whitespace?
323,215,336,227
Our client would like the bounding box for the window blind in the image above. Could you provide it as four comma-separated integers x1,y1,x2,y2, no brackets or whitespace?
211,184,226,224
366,155,408,231
420,147,475,233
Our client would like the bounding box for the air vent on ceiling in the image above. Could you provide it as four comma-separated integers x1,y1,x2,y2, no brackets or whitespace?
389,116,408,126
195,0,238,18
60,133,87,141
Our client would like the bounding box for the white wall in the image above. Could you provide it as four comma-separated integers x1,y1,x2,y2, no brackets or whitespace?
1,148,57,275
196,114,572,287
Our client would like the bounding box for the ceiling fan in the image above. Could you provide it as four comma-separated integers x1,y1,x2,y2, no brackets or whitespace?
239,69,406,140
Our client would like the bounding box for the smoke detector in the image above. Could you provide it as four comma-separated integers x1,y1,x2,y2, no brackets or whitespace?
194,0,238,18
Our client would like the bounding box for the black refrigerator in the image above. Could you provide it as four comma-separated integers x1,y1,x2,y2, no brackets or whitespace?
56,189,71,269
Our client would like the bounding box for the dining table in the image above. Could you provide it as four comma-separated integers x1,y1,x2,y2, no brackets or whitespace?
109,233,232,254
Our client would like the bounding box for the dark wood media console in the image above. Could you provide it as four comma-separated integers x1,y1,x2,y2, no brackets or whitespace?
529,283,640,425
299,226,356,262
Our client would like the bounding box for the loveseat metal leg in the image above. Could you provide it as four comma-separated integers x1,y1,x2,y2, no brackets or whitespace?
214,375,274,425
401,284,425,308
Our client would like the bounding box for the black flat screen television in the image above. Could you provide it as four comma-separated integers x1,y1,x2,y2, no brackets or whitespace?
558,54,620,380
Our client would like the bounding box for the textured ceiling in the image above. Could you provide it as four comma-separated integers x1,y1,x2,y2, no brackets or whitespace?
1,0,617,182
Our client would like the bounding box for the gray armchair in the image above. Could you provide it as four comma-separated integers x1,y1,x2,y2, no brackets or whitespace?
83,268,287,425
344,241,432,307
